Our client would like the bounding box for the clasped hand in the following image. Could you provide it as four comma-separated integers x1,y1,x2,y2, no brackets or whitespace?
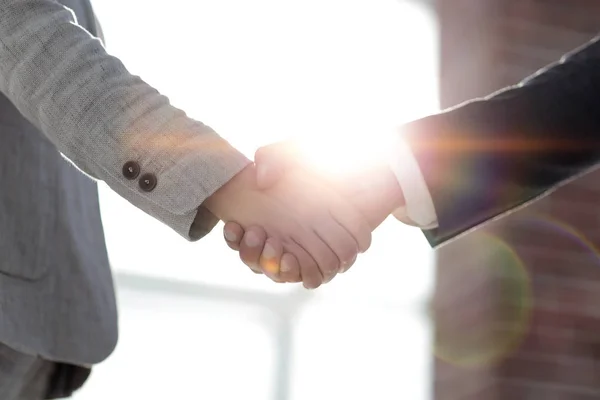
205,141,404,289
204,153,373,289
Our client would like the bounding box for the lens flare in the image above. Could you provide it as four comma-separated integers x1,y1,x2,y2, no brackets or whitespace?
433,231,532,367
434,212,600,368
295,130,393,177
261,257,280,275
514,213,600,260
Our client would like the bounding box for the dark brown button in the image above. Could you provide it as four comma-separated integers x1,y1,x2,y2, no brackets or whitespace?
139,173,157,192
122,161,140,180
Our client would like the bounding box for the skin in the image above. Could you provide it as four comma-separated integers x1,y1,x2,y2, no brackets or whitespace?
219,142,406,287
204,163,373,289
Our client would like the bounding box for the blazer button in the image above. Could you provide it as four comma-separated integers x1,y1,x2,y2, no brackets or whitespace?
139,173,158,192
122,161,140,180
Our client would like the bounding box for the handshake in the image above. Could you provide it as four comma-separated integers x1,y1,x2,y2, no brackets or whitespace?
201,37,599,287
204,140,410,289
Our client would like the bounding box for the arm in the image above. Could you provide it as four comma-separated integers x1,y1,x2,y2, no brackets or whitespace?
0,0,248,240
0,1,373,287
404,35,600,247
223,35,600,274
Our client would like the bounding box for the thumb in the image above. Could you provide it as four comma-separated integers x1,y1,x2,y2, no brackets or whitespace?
254,141,303,189
334,165,403,231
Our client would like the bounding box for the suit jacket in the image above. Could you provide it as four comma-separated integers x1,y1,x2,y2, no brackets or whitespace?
402,35,600,248
0,0,249,377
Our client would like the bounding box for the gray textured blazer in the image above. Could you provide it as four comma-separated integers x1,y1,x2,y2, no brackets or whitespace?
0,0,249,368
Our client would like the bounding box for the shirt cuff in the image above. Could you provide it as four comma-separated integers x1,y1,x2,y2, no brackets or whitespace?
387,132,439,229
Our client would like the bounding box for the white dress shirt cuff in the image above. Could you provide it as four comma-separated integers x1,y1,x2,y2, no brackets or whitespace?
387,133,439,229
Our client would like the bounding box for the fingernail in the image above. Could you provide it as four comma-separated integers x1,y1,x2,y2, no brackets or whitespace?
244,231,260,247
340,259,354,273
224,229,238,242
324,271,336,283
249,264,261,274
280,258,292,273
262,242,277,259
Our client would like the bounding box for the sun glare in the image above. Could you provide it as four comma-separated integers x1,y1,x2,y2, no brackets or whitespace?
295,129,394,176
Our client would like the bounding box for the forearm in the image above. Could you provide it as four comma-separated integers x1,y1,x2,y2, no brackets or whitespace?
0,0,249,239
403,35,600,246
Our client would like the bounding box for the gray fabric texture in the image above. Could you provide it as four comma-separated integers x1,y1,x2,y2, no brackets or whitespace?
0,0,249,372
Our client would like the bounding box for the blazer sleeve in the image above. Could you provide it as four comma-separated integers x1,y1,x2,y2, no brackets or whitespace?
401,35,600,248
0,0,251,241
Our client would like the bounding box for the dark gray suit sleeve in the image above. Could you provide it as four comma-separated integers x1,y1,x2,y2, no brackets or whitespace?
402,35,600,247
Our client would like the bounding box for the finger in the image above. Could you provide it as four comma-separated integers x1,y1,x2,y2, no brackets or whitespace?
294,232,339,285
313,218,359,276
254,141,302,190
260,237,283,282
285,241,323,289
340,252,358,274
223,222,245,251
239,226,268,274
328,202,372,254
280,252,301,283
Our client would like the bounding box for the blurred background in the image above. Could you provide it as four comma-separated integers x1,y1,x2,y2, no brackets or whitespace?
75,0,600,399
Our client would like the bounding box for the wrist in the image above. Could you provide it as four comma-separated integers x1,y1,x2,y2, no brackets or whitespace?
386,126,438,228
203,164,254,220
378,163,405,214
351,161,405,229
